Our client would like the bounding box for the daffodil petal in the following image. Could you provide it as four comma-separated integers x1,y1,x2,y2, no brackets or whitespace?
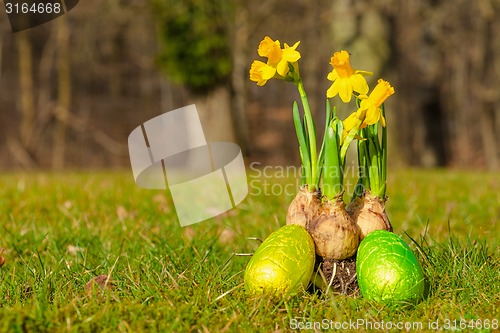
326,81,339,98
276,61,289,77
356,108,367,121
261,65,277,80
380,114,386,127
282,49,301,63
338,78,353,103
342,112,359,133
327,70,339,82
355,70,373,76
290,41,300,49
364,106,380,125
340,130,348,145
350,74,369,95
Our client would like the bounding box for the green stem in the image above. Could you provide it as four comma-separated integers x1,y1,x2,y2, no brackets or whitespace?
296,80,317,191
381,104,387,198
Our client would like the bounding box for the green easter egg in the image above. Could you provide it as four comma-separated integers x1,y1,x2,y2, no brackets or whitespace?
356,230,425,302
244,225,315,296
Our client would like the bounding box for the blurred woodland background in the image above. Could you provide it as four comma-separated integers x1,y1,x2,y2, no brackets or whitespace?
0,0,499,170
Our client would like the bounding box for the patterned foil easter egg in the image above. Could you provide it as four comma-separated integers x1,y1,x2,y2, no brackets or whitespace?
356,230,425,302
244,225,315,296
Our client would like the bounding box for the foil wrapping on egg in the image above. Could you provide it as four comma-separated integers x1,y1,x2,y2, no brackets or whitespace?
356,230,425,302
244,225,315,296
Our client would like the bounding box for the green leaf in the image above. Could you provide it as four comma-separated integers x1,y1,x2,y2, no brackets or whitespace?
340,124,360,161
354,129,369,198
335,117,344,166
299,147,306,186
293,101,311,185
323,120,342,199
367,124,382,178
317,101,333,187
368,137,380,196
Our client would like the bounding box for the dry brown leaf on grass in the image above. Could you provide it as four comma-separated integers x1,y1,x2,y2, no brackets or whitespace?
67,245,84,256
85,274,114,296
0,248,5,267
183,226,196,242
116,205,129,220
218,228,237,245
152,193,171,213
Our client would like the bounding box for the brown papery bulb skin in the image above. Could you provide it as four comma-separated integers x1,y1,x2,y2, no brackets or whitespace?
346,191,393,240
286,186,322,229
308,196,360,260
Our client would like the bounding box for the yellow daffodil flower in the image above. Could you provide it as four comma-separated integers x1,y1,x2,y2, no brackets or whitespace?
343,79,395,136
258,36,282,61
359,79,394,127
249,36,301,85
326,50,373,103
249,60,268,86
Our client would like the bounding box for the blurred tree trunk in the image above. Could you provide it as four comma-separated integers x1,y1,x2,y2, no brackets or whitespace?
230,0,250,154
16,31,35,149
386,0,500,169
0,30,3,88
435,0,499,169
328,0,500,169
191,85,235,143
391,1,437,167
152,0,236,144
52,16,71,169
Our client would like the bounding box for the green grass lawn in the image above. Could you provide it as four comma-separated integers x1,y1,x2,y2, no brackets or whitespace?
0,169,498,332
